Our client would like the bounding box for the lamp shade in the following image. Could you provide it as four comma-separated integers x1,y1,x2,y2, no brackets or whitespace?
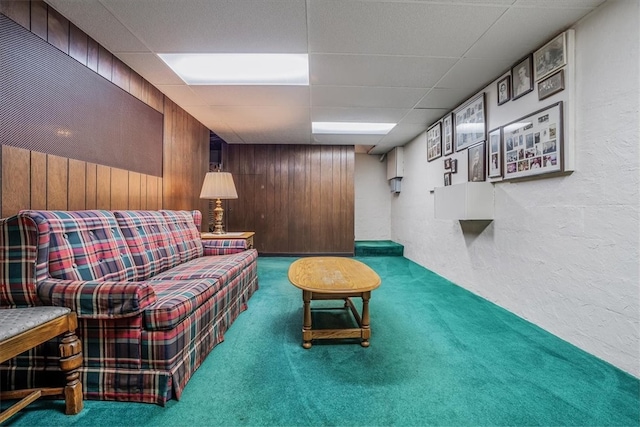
199,172,238,199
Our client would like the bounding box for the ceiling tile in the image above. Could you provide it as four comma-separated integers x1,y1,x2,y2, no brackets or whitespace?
312,134,385,146
400,108,450,125
194,86,310,107
156,85,206,107
311,107,409,123
466,6,599,59
99,0,308,53
308,0,507,56
513,0,605,7
415,88,475,110
312,86,428,109
437,57,514,94
310,54,457,88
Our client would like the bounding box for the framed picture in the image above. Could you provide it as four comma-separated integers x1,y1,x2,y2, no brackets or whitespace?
444,158,451,169
502,101,563,180
467,141,486,182
454,93,486,152
450,159,458,173
512,55,533,100
538,69,565,100
534,32,567,81
444,172,452,186
488,127,502,178
442,113,454,155
427,122,442,162
497,75,511,105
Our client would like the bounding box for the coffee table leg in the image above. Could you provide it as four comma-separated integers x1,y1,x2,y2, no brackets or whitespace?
361,291,371,347
302,290,312,349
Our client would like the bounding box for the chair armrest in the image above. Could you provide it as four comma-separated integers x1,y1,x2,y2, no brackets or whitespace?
37,279,157,319
202,239,248,256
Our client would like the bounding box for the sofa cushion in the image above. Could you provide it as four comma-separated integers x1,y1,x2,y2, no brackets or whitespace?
159,210,203,264
113,211,181,280
144,278,221,330
149,250,257,284
21,210,136,282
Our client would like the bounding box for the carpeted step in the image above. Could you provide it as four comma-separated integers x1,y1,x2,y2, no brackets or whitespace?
354,240,404,256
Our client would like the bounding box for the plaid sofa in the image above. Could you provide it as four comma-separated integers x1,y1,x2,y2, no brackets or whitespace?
0,209,258,405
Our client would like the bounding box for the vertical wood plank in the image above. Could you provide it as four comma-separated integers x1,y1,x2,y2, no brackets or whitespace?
47,7,69,53
30,151,47,210
0,0,30,29
30,0,47,41
112,57,131,91
69,23,88,65
128,172,141,210
140,174,148,210
148,85,164,113
46,154,68,210
1,146,30,217
157,177,163,209
85,163,97,209
68,158,86,210
147,175,158,210
97,45,112,80
87,37,99,72
129,71,144,101
110,168,128,210
96,165,111,209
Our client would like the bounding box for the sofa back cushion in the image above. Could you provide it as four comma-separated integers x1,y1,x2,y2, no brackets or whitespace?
159,210,203,264
0,214,40,307
22,210,136,282
113,211,181,280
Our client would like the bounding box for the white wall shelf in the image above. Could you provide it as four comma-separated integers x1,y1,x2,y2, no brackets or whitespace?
434,182,494,220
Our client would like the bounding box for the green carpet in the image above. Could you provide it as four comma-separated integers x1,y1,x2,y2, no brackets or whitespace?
4,256,639,426
355,240,404,256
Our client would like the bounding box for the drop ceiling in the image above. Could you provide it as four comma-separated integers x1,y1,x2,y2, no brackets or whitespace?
45,0,605,154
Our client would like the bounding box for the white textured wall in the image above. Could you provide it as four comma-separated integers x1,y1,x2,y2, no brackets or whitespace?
354,153,391,240
388,0,639,377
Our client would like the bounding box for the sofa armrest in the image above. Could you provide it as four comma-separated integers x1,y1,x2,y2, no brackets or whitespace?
202,239,248,256
37,278,157,319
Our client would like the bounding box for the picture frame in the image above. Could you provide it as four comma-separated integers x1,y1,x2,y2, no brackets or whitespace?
538,69,565,100
444,172,452,186
502,101,563,180
444,158,451,169
488,127,502,178
454,93,486,152
442,113,454,155
467,141,486,182
450,159,458,173
426,121,442,162
497,75,511,105
534,32,567,81
511,55,533,100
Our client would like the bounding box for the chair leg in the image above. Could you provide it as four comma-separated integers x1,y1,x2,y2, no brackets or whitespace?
59,330,83,415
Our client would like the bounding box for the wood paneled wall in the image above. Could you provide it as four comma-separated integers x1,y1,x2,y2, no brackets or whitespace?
224,144,355,255
0,1,209,217
1,145,163,216
163,98,210,214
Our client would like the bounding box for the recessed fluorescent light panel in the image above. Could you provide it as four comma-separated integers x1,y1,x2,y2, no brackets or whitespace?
312,122,396,135
157,53,309,85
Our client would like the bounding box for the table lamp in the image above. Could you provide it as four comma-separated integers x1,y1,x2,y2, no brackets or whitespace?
199,171,238,234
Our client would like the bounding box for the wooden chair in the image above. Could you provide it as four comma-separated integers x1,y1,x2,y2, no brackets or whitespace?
0,307,83,423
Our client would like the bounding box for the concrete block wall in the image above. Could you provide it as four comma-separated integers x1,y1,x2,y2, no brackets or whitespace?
354,0,639,376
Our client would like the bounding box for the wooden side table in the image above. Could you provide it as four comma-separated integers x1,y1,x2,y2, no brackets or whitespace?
0,307,83,423
201,231,255,249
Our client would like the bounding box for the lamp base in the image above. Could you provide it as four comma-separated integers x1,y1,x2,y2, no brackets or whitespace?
212,198,226,234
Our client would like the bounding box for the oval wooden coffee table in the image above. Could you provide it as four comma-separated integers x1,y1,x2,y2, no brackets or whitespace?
288,257,381,349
